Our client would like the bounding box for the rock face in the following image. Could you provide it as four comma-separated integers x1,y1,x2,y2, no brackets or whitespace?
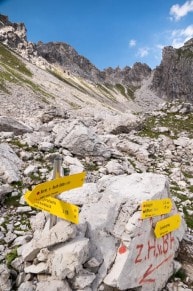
0,143,23,183
36,41,152,84
53,120,111,159
104,62,152,86
36,41,105,83
18,173,186,291
151,40,193,102
0,14,27,47
0,116,33,135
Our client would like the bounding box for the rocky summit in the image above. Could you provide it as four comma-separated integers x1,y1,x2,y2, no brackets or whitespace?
0,14,193,291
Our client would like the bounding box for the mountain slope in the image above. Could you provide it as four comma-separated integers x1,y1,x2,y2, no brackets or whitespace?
0,14,158,118
0,42,144,124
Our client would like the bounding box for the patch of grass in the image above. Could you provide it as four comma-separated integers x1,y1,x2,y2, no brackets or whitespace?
97,83,116,100
114,84,137,100
127,158,143,173
170,268,187,282
138,116,160,138
68,101,81,109
188,185,193,193
177,48,193,59
138,111,193,139
0,78,10,93
183,207,193,229
127,86,138,100
8,139,27,149
18,213,31,230
48,69,88,94
84,162,99,171
182,171,193,179
115,83,126,96
63,167,70,176
6,247,18,268
0,60,54,102
0,43,32,77
4,193,21,207
29,172,42,182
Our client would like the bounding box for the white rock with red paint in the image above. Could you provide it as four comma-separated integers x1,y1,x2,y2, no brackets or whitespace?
102,173,186,291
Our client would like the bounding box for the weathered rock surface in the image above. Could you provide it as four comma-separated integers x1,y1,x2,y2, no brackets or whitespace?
53,120,111,159
0,116,33,135
151,41,193,102
0,143,23,183
18,173,186,291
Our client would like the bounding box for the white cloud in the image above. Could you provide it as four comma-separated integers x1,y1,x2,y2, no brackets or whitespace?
137,47,149,58
129,39,136,47
170,0,193,21
156,44,165,50
171,24,193,47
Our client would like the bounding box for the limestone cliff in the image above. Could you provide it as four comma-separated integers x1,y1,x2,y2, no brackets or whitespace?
151,39,193,102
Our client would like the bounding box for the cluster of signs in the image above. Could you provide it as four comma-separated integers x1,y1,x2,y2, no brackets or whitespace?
24,173,181,238
24,172,86,224
141,198,181,238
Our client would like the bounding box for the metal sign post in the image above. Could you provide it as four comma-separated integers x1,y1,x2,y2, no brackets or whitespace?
49,156,64,229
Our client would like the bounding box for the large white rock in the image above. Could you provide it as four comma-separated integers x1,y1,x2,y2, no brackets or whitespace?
0,143,23,183
103,111,140,134
99,174,186,291
48,237,89,279
0,116,33,135
20,220,76,261
53,120,111,159
0,264,11,291
36,279,72,291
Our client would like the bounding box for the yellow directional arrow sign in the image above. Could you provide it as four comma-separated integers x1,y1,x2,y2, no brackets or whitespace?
25,191,79,224
24,172,86,224
154,214,181,238
26,172,86,203
141,198,172,219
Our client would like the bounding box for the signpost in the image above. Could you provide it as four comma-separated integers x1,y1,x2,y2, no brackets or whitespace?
141,198,181,238
25,192,79,224
26,171,85,203
141,198,172,219
24,156,86,226
154,214,181,238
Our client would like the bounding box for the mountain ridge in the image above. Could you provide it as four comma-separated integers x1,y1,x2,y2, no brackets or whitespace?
1,14,193,104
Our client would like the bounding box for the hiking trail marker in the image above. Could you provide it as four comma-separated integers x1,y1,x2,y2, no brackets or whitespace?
141,198,172,219
141,197,181,238
24,157,85,225
154,214,181,238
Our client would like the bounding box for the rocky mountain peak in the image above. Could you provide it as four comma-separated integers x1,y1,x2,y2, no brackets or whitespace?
0,14,27,47
151,40,193,102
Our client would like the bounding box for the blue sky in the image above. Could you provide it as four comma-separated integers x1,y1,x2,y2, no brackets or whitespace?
1,0,193,70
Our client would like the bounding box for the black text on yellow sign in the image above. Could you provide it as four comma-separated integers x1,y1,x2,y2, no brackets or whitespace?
154,214,181,238
25,191,79,224
27,172,86,203
24,172,86,224
141,198,172,219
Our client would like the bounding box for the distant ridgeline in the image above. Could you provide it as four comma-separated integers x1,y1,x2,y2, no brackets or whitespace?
1,13,193,102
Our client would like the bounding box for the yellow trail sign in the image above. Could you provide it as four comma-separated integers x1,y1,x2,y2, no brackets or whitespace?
154,214,181,238
141,198,172,219
25,191,79,224
27,172,86,203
